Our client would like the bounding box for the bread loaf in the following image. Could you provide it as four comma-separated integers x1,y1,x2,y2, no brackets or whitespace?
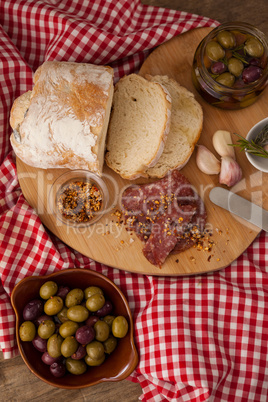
105,74,171,180
10,61,114,175
144,75,203,178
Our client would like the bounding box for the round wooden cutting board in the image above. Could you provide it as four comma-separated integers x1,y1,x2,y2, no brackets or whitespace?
16,27,268,276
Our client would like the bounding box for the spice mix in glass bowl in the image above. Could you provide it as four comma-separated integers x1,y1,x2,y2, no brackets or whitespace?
49,170,109,228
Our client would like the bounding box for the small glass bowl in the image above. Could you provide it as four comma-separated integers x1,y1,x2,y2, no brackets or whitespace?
192,22,268,110
49,170,109,228
245,117,268,173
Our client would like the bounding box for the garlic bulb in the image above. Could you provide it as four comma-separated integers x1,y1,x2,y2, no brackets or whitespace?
196,145,221,175
219,156,242,187
212,130,236,159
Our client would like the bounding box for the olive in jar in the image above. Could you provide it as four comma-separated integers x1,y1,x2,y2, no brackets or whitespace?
216,72,235,87
228,57,244,77
245,37,264,57
217,30,236,49
206,40,225,61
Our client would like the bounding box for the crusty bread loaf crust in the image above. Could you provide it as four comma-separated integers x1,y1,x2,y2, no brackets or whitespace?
10,61,114,175
144,75,203,178
10,91,32,132
105,74,171,180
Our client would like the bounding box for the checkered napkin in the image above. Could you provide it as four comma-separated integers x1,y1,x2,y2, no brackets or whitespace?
1,1,268,401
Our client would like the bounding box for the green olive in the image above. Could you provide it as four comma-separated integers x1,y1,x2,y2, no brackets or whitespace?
94,320,110,342
39,281,58,300
228,57,244,77
206,40,225,61
38,320,55,339
112,316,129,338
57,306,69,323
103,315,116,328
84,286,103,300
66,357,87,375
244,37,264,57
47,333,64,358
84,354,105,367
86,340,105,361
59,320,79,338
19,321,36,342
67,305,89,322
86,294,105,312
216,72,235,87
217,30,236,49
65,288,84,308
61,336,79,358
103,336,118,354
44,296,64,316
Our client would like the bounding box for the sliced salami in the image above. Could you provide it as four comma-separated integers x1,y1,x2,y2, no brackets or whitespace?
121,169,207,267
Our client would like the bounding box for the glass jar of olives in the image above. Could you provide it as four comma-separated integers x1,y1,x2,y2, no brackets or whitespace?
192,22,268,109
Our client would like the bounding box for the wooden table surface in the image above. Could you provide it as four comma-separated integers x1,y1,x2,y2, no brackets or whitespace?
1,1,267,401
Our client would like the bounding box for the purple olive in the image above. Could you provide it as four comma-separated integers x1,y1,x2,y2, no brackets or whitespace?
249,57,261,67
210,61,226,75
50,362,66,377
85,316,99,327
23,299,43,321
75,325,95,345
71,344,87,360
242,65,262,83
41,351,62,365
35,314,51,326
95,300,113,317
56,286,70,300
32,335,47,352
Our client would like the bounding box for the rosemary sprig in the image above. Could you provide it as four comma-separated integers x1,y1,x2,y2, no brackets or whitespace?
232,51,249,64
231,123,268,158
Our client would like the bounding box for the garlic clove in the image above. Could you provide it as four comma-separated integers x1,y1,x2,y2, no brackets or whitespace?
212,130,236,159
219,156,242,187
196,145,221,175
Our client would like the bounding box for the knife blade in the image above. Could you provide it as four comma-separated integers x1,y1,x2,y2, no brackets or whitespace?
209,187,268,232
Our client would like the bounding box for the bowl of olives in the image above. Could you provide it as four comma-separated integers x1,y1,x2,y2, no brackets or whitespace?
192,22,268,109
11,268,138,389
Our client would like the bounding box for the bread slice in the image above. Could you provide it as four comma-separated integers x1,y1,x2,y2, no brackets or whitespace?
144,75,203,179
10,61,114,175
105,74,171,180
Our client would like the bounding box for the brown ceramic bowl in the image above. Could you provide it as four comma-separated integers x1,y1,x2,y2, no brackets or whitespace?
11,268,138,389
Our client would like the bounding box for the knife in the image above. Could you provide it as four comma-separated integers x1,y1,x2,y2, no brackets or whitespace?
209,187,268,232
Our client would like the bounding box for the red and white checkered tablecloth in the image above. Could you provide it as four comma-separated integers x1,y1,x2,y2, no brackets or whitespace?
1,1,268,401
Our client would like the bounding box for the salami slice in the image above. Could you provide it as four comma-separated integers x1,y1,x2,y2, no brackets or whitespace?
121,169,207,267
121,169,195,218
142,204,196,268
